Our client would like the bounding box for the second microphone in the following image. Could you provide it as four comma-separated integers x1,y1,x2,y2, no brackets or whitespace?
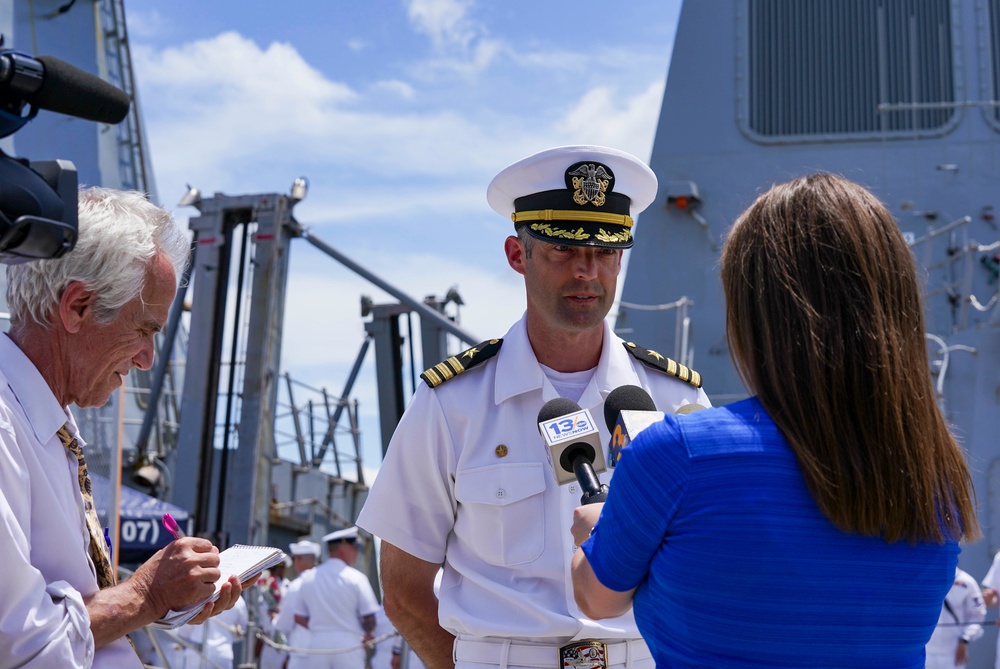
537,398,608,505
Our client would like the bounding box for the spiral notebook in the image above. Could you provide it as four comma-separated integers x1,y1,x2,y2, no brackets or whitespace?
150,544,286,629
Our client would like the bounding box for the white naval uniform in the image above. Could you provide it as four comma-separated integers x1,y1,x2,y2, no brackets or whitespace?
926,568,985,669
982,553,1000,669
257,574,290,669
172,595,249,669
357,315,709,667
290,557,381,669
276,576,311,669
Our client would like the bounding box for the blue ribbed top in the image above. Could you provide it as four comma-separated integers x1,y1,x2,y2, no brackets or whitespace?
582,397,958,668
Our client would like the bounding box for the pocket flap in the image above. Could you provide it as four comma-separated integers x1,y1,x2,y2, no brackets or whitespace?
456,462,546,507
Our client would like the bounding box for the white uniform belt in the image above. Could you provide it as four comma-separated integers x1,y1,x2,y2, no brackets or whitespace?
454,638,651,668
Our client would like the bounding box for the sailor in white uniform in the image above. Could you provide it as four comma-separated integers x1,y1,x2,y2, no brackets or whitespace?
358,145,710,669
291,527,380,669
980,552,1000,668
926,567,985,668
266,540,321,669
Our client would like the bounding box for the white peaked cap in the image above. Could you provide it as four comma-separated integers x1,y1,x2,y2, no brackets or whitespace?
322,526,360,543
486,145,658,249
289,540,321,557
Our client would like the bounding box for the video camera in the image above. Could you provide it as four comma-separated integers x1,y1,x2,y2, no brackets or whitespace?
0,39,130,264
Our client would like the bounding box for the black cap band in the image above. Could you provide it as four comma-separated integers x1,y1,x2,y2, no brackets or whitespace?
504,159,639,248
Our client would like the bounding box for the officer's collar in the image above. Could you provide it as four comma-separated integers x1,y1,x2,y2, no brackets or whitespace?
493,315,641,408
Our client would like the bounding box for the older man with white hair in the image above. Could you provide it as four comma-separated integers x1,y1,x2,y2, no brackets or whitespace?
0,187,245,667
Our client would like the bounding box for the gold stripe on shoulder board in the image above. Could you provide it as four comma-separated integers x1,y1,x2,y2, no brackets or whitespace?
623,341,703,389
420,339,504,388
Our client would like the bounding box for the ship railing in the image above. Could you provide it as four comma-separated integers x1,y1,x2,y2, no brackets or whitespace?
616,296,696,368
906,215,1000,330
273,372,364,484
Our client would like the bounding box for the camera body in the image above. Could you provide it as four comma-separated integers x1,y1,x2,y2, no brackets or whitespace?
0,38,131,265
0,152,77,264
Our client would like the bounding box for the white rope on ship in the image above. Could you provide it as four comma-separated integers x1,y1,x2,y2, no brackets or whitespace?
140,624,236,669
969,292,999,312
926,333,977,398
255,628,400,656
618,296,693,312
968,239,1000,312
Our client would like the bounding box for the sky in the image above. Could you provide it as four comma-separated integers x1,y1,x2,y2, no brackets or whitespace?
122,0,684,478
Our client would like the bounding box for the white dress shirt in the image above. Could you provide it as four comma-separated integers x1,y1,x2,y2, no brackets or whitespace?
357,314,709,643
926,568,985,669
0,333,141,667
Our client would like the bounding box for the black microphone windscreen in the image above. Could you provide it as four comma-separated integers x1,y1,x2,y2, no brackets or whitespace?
603,385,657,431
28,56,130,124
537,398,582,425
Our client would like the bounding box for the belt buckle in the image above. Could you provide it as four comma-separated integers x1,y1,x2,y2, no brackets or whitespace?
558,640,608,669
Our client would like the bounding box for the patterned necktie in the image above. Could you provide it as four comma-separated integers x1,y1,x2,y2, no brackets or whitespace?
57,425,142,658
57,425,117,589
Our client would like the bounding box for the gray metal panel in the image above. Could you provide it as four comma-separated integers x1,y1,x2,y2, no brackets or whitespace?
740,0,958,141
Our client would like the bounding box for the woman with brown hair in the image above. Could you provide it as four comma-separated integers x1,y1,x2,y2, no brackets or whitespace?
570,173,979,667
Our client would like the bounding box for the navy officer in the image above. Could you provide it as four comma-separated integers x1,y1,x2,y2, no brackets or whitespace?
358,145,710,669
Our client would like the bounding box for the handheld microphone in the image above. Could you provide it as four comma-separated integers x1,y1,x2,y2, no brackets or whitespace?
604,385,708,468
0,51,130,125
537,398,608,505
604,385,663,469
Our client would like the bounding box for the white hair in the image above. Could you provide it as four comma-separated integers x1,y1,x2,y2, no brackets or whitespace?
6,187,190,327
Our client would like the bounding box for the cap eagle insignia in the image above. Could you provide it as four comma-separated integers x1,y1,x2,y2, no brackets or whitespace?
568,163,612,207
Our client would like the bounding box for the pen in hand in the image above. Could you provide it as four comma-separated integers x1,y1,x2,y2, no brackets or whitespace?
163,513,185,540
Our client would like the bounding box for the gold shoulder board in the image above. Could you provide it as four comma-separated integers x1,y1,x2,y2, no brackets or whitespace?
622,342,702,388
420,339,504,388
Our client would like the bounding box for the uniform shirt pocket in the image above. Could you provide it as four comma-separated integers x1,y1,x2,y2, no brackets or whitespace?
454,462,547,566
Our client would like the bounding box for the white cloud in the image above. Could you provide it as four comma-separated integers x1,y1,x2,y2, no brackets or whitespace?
124,8,164,40
405,0,479,52
371,79,417,101
280,250,523,372
347,38,368,52
557,81,666,162
131,33,508,201
403,0,503,79
413,37,505,79
132,26,666,218
135,32,355,104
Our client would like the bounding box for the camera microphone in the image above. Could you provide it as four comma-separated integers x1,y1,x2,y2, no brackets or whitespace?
0,51,130,125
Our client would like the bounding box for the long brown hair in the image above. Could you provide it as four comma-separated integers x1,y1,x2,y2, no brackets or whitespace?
720,173,978,544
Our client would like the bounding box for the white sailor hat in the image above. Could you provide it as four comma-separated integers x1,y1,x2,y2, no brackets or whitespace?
288,540,321,557
486,145,658,249
322,526,360,544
